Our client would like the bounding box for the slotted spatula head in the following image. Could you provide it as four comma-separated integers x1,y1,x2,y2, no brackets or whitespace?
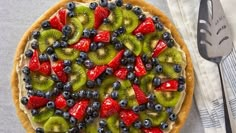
197,0,233,63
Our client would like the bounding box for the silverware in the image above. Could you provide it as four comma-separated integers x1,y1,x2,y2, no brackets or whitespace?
197,0,233,132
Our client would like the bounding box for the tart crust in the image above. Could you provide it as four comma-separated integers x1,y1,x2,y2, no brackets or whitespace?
11,0,194,132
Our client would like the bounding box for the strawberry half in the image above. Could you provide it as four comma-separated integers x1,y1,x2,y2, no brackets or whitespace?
29,50,40,71
120,110,139,126
134,56,147,77
94,6,110,29
155,80,179,91
114,67,128,80
69,100,89,120
108,50,124,70
58,9,67,25
72,38,91,52
27,96,49,109
52,61,68,83
87,65,107,81
39,61,51,76
132,84,148,105
133,17,155,35
142,127,163,133
94,31,111,43
152,40,167,58
49,15,64,31
100,97,120,118
55,94,67,109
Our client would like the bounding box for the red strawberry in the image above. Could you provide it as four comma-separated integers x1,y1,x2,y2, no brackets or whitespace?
155,80,179,91
29,50,40,71
132,84,148,105
27,96,49,109
49,15,64,31
134,56,147,77
142,127,163,133
94,31,111,43
133,17,155,35
114,67,128,80
94,6,110,29
72,38,91,52
69,100,89,120
120,110,139,126
108,50,124,70
87,65,107,81
39,61,51,76
152,40,167,57
52,61,68,83
55,94,67,109
100,97,120,118
58,9,67,25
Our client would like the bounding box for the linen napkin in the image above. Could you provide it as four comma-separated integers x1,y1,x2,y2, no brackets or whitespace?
166,0,236,132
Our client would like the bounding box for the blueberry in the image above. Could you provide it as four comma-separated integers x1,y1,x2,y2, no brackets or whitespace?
63,82,72,91
153,77,161,87
119,121,126,128
77,122,85,130
133,120,142,129
154,104,162,112
68,11,75,18
138,14,146,21
85,116,94,123
22,66,30,75
78,90,86,98
143,119,152,128
156,22,164,31
152,16,160,23
160,122,168,129
167,39,174,48
173,64,182,73
96,78,102,86
151,57,159,66
169,113,177,121
155,64,163,73
132,106,140,113
90,29,97,36
92,90,99,99
89,2,98,10
178,84,185,92
41,20,51,29
68,127,79,133
126,64,134,71
25,83,33,90
86,90,93,98
25,49,33,57
86,107,94,116
83,29,91,38
46,47,54,55
121,58,128,65
63,112,70,120
119,99,128,108
46,101,55,109
31,40,39,49
67,99,75,107
63,91,71,99
146,102,155,109
51,54,58,61
136,33,144,41
53,41,61,48
92,111,99,118
71,93,79,100
55,109,63,115
98,127,105,133
36,91,45,97
145,63,153,71
90,42,98,51
111,36,119,44
67,2,75,11
178,76,185,84
86,80,95,88
27,90,36,96
45,91,53,99
97,42,105,48
122,127,129,132
76,58,84,65
127,72,135,81
23,75,31,83
147,93,155,101
79,52,88,60
56,82,63,89
84,60,94,69
112,32,119,38
108,2,116,10
105,67,113,75
114,41,124,50
124,49,132,57
125,3,133,10
99,0,108,7
162,32,171,40
39,53,49,62
31,109,39,116
62,25,72,36
36,127,44,133
62,34,69,41
133,77,140,85
63,60,72,67
115,0,123,7
103,18,111,24
51,74,59,82
138,104,146,111
133,7,142,15
166,107,173,114
111,90,118,100
117,26,126,34
92,101,100,110
60,41,68,48
127,56,135,63
32,30,40,39
113,81,121,90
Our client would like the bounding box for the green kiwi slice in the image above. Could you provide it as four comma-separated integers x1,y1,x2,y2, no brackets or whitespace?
38,29,62,52
70,64,86,92
122,9,139,33
143,32,163,57
118,34,142,56
155,91,181,107
160,62,180,78
158,48,183,64
99,77,116,101
74,6,94,29
88,45,117,65
140,111,168,126
67,17,83,45
43,116,69,132
54,47,79,61
31,74,54,92
107,115,120,133
86,123,98,133
119,80,138,107
99,7,123,31
32,108,54,123
140,74,155,95
129,126,141,133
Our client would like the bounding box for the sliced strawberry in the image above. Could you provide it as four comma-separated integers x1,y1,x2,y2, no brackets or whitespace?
94,31,111,43
52,61,64,72
114,67,128,80
87,65,107,81
49,15,64,31
55,94,67,109
108,50,124,70
69,100,89,120
72,38,91,52
58,9,67,25
132,84,148,105
94,6,110,29
120,110,139,126
142,127,163,133
27,96,49,109
52,61,68,83
155,80,179,91
152,40,167,57
39,61,51,76
29,50,40,71
133,17,155,35
100,97,120,118
134,56,147,77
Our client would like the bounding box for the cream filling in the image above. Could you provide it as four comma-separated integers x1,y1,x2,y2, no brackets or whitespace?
16,2,187,132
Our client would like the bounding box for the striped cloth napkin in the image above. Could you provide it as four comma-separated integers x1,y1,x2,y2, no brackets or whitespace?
166,0,236,132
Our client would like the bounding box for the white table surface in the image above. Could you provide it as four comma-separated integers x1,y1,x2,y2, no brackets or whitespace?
0,0,204,132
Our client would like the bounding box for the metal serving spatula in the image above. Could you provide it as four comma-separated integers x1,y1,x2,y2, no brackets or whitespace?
197,0,233,132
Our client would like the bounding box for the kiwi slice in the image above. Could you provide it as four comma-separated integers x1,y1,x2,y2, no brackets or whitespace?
38,29,62,52
99,77,116,101
43,116,69,132
31,74,54,92
160,62,180,78
70,64,86,92
158,48,183,64
140,74,155,93
122,9,139,33
67,17,83,45
155,91,181,107
143,32,163,57
99,7,123,31
88,45,117,65
54,47,79,61
74,6,94,29
118,34,142,56
119,80,138,107
32,108,54,123
86,123,98,133
129,126,141,133
107,115,120,133
140,111,168,126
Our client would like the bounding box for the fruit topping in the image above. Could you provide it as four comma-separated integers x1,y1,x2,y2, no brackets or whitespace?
87,65,107,81
75,6,95,29
52,61,68,83
132,84,148,105
152,39,167,57
94,31,111,43
119,110,139,126
49,15,64,31
55,94,67,109
142,127,163,133
94,6,110,29
43,116,69,132
108,50,124,70
134,56,146,77
27,96,49,109
69,100,89,120
72,38,91,52
133,17,155,35
156,80,179,92
100,97,120,118
29,50,40,71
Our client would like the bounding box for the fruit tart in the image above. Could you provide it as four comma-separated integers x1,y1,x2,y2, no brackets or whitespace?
11,0,194,133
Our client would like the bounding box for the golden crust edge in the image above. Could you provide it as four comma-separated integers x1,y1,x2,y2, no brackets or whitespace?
11,0,194,132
